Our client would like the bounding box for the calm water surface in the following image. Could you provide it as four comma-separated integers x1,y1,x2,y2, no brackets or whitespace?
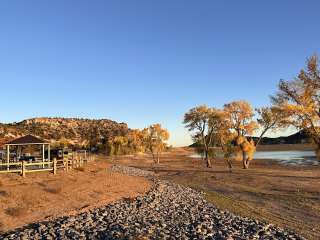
254,150,318,166
190,151,319,166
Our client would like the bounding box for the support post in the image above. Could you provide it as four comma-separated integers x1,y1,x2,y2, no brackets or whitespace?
7,145,10,171
48,144,51,162
64,156,68,172
53,158,57,175
42,144,45,168
22,161,26,177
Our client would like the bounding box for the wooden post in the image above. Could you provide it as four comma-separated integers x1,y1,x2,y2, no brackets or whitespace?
64,157,68,172
22,161,26,177
72,153,75,169
65,159,68,172
48,144,51,161
6,145,10,171
53,158,57,175
42,144,45,168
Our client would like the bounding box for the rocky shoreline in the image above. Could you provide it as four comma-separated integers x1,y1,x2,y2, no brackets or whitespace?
1,166,303,240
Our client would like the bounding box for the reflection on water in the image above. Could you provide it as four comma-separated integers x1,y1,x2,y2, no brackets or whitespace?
254,151,319,166
190,151,319,166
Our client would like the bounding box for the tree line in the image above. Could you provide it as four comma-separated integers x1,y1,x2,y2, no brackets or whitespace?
105,124,170,164
184,54,320,170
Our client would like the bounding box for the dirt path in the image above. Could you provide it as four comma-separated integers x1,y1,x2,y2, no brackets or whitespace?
0,159,151,232
111,148,320,240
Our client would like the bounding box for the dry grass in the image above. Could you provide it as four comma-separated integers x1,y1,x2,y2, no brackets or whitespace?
0,190,8,197
44,186,62,194
5,207,26,217
74,167,85,172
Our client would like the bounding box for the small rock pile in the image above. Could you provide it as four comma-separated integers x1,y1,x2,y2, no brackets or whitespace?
110,164,155,178
1,177,303,240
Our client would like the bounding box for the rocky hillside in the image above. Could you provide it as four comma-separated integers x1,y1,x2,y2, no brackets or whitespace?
0,118,129,148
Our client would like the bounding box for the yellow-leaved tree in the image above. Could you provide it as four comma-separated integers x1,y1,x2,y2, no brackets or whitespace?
144,124,170,164
255,106,290,146
127,129,146,153
184,105,216,168
213,111,237,172
272,54,320,159
224,100,259,169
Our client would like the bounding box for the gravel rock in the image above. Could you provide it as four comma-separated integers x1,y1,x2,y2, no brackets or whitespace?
110,164,155,177
1,166,304,240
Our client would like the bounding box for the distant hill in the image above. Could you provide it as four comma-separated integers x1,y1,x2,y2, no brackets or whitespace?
189,130,311,147
251,130,311,145
0,117,129,148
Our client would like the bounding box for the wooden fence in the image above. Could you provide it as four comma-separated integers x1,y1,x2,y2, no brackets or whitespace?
0,160,56,177
58,151,95,172
0,151,95,177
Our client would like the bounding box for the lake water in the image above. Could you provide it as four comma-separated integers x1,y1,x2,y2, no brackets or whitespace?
190,151,319,166
254,151,318,166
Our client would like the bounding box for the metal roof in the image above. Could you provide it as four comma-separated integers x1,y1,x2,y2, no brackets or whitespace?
5,135,48,145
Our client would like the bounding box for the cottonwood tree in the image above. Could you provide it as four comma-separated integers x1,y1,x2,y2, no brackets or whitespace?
218,129,237,172
255,106,289,146
184,105,215,167
145,124,170,164
126,129,146,153
112,136,128,155
224,101,259,169
210,110,237,172
272,54,320,159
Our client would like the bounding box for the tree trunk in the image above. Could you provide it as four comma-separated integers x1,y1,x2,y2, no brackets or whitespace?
242,150,249,169
151,150,156,163
205,151,212,168
245,158,250,168
225,158,232,172
156,152,160,164
206,157,212,168
202,149,206,161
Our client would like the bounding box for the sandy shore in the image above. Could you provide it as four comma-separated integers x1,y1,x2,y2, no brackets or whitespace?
110,148,320,240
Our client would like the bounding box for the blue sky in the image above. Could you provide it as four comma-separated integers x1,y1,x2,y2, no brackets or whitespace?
0,1,319,146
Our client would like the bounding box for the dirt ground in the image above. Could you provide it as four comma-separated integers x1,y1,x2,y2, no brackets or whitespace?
0,160,151,232
111,147,320,240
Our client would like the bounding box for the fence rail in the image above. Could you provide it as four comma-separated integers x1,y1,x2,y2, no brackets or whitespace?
0,151,95,177
0,162,22,166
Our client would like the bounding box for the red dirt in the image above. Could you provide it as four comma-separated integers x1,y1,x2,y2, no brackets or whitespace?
0,159,151,232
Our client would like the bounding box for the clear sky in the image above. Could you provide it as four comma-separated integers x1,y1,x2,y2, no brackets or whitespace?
0,1,319,146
